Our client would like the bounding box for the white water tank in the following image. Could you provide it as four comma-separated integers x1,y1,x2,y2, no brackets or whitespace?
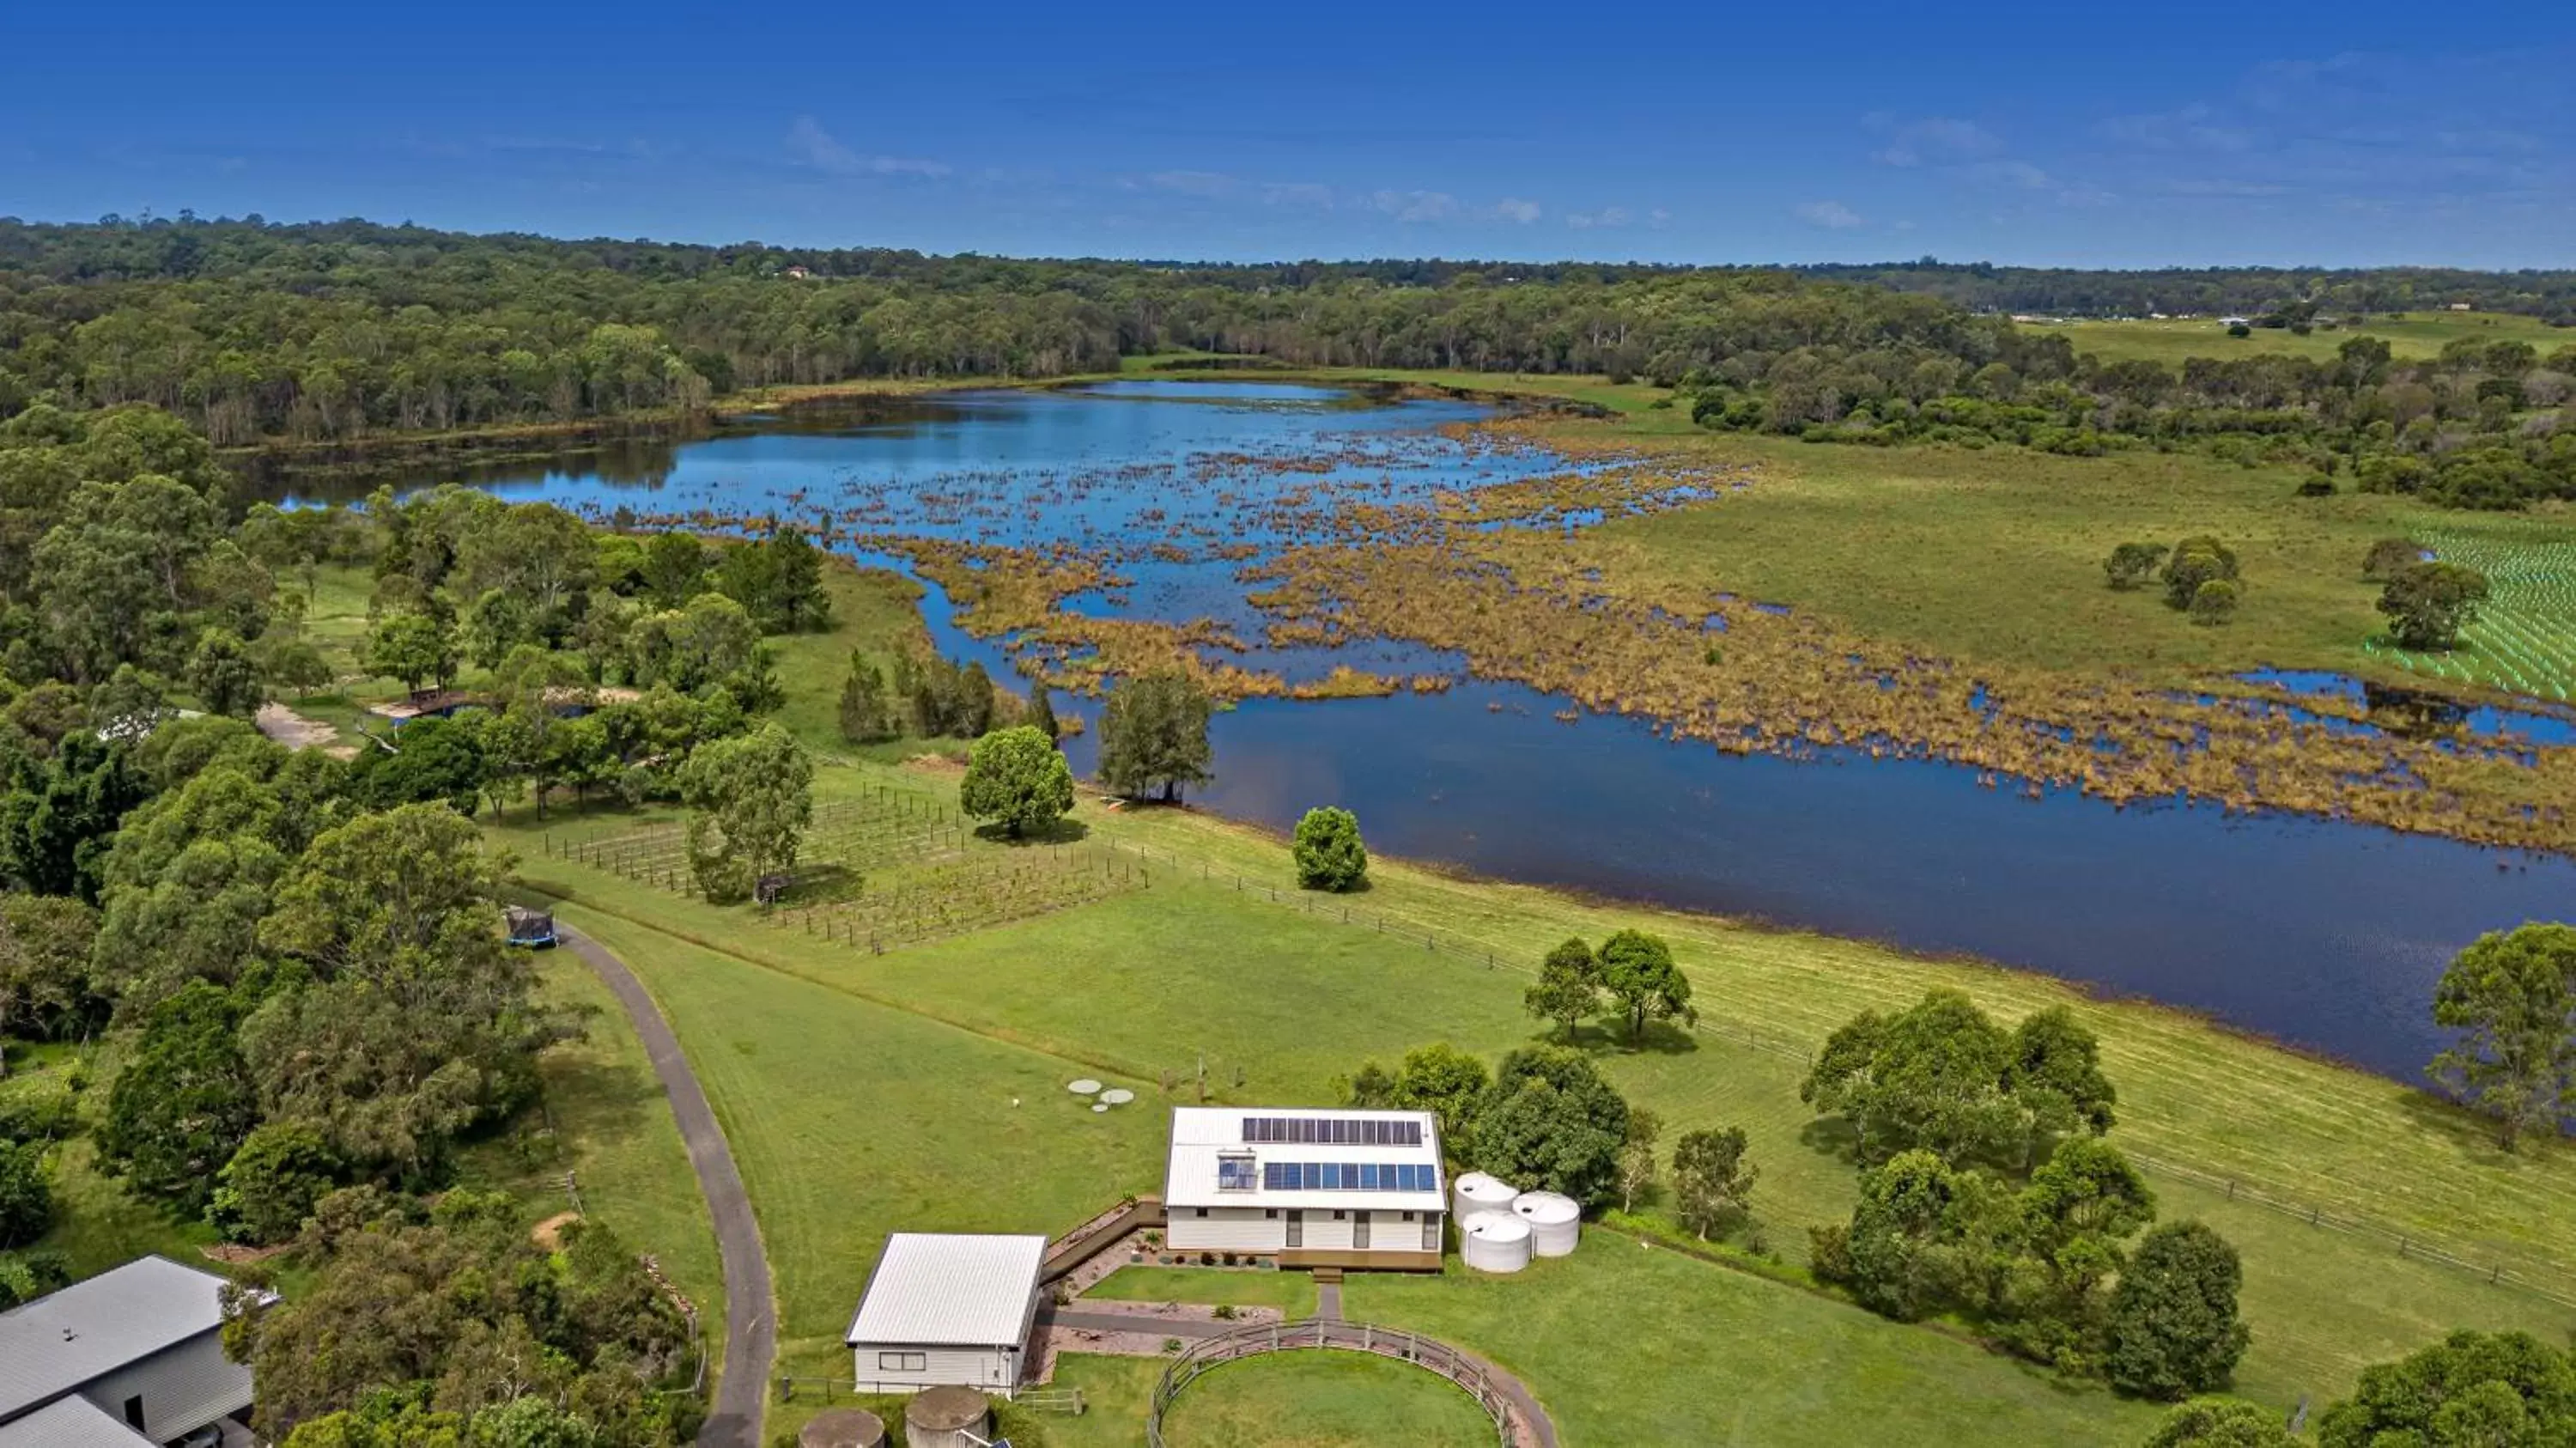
1460,1210,1531,1274
1453,1171,1517,1220
1511,1191,1581,1257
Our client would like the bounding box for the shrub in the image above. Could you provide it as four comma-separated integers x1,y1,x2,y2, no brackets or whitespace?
2161,536,2240,610
2188,580,2240,626
2103,542,2170,590
1291,806,1368,891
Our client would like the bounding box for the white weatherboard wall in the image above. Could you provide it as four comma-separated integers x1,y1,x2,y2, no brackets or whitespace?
842,1235,1045,1397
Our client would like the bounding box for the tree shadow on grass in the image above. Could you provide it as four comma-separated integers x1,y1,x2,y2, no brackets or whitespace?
1797,1114,1864,1168
972,816,1093,846
1577,1019,1702,1058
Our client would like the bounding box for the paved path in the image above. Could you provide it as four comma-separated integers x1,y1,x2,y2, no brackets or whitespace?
562,926,775,1448
1315,1280,1344,1319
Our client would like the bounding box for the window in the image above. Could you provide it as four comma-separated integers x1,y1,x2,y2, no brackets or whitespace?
1332,1209,1346,1220
878,1352,927,1373
1264,1208,1278,1219
1194,1207,1208,1218
122,1399,145,1432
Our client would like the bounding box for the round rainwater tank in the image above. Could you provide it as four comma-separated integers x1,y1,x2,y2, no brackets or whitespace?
1511,1190,1581,1257
1453,1171,1518,1220
1460,1209,1531,1274
903,1387,993,1448
799,1408,887,1448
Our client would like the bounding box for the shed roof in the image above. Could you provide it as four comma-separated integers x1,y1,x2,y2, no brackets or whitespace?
0,1397,156,1448
842,1234,1045,1350
0,1256,233,1424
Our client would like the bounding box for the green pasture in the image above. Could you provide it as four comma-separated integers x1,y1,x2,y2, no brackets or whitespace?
1152,1350,1498,1448
2368,530,2576,701
497,764,2576,1431
2027,312,2571,367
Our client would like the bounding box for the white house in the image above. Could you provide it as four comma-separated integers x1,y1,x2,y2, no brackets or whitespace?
0,1256,253,1448
841,1234,1045,1396
1163,1106,1445,1271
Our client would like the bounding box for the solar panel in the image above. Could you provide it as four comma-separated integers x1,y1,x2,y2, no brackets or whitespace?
1260,1160,1437,1193
1242,1116,1424,1147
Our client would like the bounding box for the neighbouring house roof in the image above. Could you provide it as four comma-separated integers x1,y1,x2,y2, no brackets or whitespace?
1164,1106,1445,1213
0,1396,158,1448
842,1234,1046,1350
0,1257,234,1424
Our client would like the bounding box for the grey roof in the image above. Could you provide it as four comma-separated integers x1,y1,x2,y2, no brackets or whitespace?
842,1234,1045,1349
0,1256,234,1423
0,1398,155,1448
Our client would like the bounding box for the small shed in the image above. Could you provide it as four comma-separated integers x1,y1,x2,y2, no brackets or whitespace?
843,1233,1046,1396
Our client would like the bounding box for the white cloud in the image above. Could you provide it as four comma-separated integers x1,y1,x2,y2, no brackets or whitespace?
1493,197,1543,224
1564,206,1632,230
2099,104,2252,153
1147,169,1237,198
1370,189,1458,222
1969,159,2057,192
1870,116,2003,167
786,116,950,179
1261,181,1335,209
1793,199,1864,229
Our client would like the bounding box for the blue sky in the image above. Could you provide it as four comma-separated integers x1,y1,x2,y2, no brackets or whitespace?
4,0,2571,268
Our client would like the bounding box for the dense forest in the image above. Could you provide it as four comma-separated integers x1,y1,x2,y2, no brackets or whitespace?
2,215,2571,505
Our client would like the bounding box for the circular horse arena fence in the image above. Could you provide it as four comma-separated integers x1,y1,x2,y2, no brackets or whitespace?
1146,1317,1516,1447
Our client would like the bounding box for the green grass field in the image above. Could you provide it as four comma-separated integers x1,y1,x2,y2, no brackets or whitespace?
2025,313,2572,367
1151,1350,1499,1448
453,952,728,1381
1086,1267,1318,1315
1556,423,2572,689
495,757,2576,1436
2366,529,2576,701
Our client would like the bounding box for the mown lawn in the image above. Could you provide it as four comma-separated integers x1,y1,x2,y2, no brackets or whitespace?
1085,1266,1316,1315
501,774,2576,1423
547,905,1168,1378
1154,1349,1498,1448
1349,1251,2162,1447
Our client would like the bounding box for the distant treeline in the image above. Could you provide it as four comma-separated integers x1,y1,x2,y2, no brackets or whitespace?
1788,259,2576,326
0,216,2568,451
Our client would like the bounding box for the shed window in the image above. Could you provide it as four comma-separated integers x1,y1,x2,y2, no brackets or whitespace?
878,1351,927,1372
122,1399,145,1431
1194,1208,1208,1218
1264,1208,1279,1219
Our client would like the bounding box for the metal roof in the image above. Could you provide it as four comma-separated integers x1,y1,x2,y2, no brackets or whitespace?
1164,1106,1445,1211
0,1398,155,1448
0,1257,234,1425
842,1234,1046,1350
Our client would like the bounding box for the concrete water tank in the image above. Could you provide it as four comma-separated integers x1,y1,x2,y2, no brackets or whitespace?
1453,1171,1518,1220
903,1387,993,1448
1461,1209,1532,1274
799,1408,887,1448
1510,1190,1581,1257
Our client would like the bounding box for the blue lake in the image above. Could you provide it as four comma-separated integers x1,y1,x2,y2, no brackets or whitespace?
326,383,2576,1080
